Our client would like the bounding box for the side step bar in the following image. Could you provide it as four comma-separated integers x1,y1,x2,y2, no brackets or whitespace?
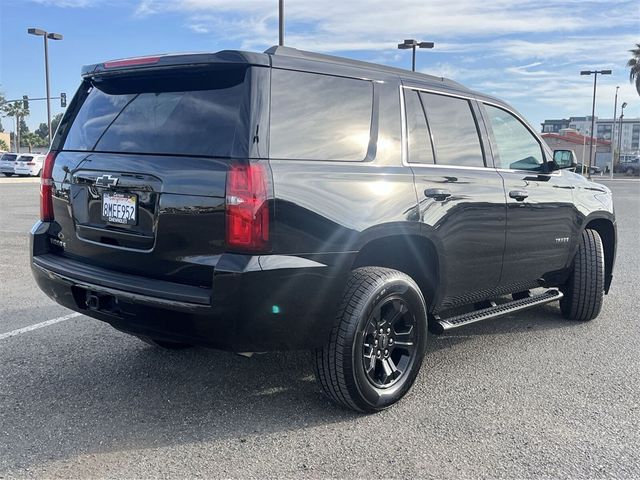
434,289,563,333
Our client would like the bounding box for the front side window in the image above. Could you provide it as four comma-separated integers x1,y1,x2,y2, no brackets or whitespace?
420,92,484,167
270,70,373,161
484,104,544,171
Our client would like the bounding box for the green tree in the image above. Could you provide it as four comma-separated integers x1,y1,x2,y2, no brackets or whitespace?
51,113,63,136
19,118,29,136
628,43,640,96
0,139,8,151
0,118,4,133
35,122,48,140
21,132,47,152
1,101,29,151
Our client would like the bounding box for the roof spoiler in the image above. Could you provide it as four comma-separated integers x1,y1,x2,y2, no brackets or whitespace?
81,50,269,78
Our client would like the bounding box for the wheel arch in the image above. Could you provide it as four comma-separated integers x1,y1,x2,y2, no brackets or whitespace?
350,232,440,311
583,215,616,293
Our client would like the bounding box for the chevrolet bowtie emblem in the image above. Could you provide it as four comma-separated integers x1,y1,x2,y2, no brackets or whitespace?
95,174,119,188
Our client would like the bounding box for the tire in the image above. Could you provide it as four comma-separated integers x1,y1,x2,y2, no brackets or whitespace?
626,168,634,176
3,173,12,177
135,335,193,350
315,267,428,413
560,229,604,321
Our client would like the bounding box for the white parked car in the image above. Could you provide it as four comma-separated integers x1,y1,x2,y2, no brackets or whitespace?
14,154,46,176
0,152,20,176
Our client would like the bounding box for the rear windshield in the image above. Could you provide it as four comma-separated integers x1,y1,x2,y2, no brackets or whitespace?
2,154,18,161
19,156,34,161
62,66,250,157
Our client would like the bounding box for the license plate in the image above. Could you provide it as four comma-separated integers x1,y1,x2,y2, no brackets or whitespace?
101,192,137,225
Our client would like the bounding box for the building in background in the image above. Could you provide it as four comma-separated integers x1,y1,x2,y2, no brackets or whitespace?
541,128,612,170
541,116,640,161
0,132,10,151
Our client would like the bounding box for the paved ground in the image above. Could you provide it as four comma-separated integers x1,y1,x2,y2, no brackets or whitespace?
0,178,639,479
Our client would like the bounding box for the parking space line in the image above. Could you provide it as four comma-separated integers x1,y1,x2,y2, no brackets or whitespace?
0,312,81,340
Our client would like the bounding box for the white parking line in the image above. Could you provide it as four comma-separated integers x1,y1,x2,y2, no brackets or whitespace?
0,312,81,340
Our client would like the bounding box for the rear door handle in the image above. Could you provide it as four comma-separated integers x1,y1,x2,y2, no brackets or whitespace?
509,190,529,201
424,188,452,201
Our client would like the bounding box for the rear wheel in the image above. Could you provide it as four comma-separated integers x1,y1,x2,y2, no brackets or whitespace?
560,229,604,321
315,267,428,413
3,173,12,177
135,335,193,350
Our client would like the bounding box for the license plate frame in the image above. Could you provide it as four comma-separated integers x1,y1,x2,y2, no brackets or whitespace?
101,192,138,226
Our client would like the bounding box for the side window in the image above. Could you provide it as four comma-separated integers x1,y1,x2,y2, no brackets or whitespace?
270,69,373,161
420,92,485,167
484,104,544,171
405,89,434,164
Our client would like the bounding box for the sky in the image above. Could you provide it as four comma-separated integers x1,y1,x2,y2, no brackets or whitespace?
0,0,638,133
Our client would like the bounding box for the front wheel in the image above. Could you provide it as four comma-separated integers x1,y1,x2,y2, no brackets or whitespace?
3,173,12,177
315,267,428,413
560,229,604,321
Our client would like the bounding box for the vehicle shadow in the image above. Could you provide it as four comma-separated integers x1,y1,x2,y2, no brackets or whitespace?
0,302,583,473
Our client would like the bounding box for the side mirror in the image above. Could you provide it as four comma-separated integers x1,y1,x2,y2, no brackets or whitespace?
552,149,577,170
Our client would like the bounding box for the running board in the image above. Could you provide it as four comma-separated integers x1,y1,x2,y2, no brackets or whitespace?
434,289,563,333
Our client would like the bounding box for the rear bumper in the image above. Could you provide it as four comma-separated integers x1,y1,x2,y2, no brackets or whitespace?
31,221,352,351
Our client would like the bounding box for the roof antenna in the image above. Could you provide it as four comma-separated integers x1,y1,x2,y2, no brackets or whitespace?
278,0,285,46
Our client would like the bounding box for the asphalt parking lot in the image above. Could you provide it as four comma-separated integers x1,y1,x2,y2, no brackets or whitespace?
1,176,639,479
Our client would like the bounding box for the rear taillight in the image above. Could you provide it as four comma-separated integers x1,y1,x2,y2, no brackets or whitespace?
26,162,35,166
40,151,57,222
225,162,270,252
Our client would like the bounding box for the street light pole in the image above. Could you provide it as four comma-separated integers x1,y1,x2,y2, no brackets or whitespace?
611,86,618,179
28,28,63,148
278,0,284,46
617,102,627,170
580,69,611,180
397,39,434,72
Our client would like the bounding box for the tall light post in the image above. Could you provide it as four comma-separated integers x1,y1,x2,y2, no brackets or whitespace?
580,69,611,179
611,86,619,179
398,39,434,72
278,0,284,46
617,102,627,169
27,28,63,148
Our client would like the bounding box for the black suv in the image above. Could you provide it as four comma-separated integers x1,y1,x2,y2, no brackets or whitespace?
31,47,616,412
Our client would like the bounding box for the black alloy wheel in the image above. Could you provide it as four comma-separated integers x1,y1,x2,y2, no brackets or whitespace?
362,296,417,388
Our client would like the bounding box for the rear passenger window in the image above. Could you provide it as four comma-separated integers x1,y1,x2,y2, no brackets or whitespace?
405,89,434,164
270,70,373,161
420,92,484,168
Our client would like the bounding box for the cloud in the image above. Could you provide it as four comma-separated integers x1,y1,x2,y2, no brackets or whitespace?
30,0,100,6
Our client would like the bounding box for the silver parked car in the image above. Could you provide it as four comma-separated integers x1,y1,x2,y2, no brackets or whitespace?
0,152,19,176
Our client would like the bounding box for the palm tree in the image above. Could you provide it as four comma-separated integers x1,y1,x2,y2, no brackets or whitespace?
628,43,640,96
1,101,29,151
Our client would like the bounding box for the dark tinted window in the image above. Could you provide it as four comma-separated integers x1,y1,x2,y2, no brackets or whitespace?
405,89,434,164
64,67,249,157
484,104,544,171
420,92,484,167
2,154,18,161
270,70,373,161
